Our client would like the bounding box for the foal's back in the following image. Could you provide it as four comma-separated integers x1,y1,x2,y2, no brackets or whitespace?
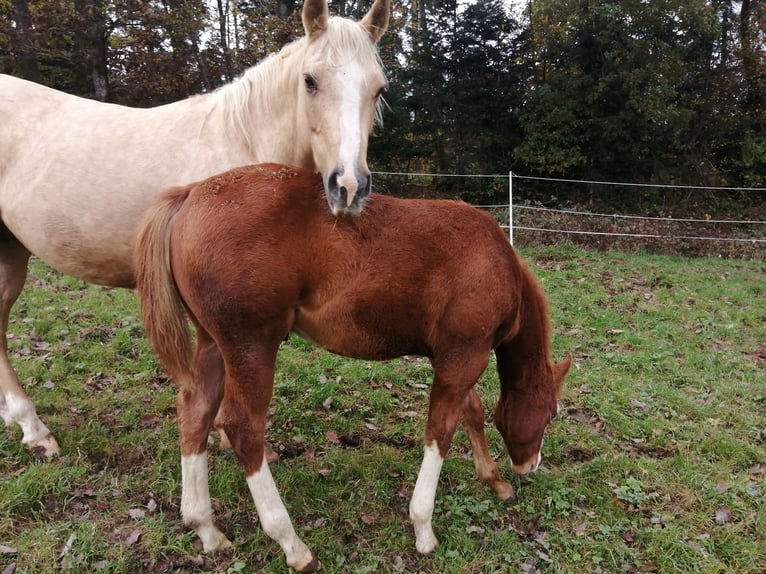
171,164,523,360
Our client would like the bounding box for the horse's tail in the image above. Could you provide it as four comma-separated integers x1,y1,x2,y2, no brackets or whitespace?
135,184,195,387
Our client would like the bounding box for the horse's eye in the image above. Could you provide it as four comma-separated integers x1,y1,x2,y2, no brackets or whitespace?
304,75,318,93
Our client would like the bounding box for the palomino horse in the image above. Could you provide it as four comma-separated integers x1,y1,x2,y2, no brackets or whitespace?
136,164,572,572
0,0,389,457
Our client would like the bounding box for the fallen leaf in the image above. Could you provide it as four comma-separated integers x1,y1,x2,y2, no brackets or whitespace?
715,482,730,493
123,528,141,546
630,399,650,413
322,397,334,410
0,545,17,555
360,512,380,525
138,415,160,428
326,430,340,444
714,507,732,525
2,563,17,574
129,508,146,519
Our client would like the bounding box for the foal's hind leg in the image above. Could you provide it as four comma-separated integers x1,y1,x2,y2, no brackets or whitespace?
462,388,515,501
0,239,60,456
217,339,318,573
177,332,232,552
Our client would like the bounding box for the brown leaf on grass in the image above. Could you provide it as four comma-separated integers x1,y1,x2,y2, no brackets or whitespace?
0,545,17,555
360,511,380,525
322,397,334,410
630,399,650,413
138,415,160,428
2,563,17,574
123,528,141,546
714,507,732,525
326,430,340,444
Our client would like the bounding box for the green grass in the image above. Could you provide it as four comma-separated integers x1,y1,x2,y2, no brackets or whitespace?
1,247,764,573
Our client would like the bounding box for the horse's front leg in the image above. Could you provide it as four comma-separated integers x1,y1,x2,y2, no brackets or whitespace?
219,341,318,573
410,351,491,554
178,335,232,552
0,241,59,456
462,388,516,501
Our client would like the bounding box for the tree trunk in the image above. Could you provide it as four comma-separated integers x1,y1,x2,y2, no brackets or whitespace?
74,0,110,100
216,0,234,80
10,0,42,82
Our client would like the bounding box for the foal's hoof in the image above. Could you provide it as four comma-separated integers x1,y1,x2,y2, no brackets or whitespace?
501,491,518,505
491,480,516,503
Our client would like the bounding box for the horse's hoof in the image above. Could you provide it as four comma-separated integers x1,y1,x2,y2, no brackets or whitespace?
296,555,321,572
492,481,516,503
27,433,60,458
502,492,518,505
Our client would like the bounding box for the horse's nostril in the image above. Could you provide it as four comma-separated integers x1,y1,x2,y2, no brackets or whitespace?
337,186,348,206
359,174,372,198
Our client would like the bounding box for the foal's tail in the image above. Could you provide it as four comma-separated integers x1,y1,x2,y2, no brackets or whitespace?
135,184,195,385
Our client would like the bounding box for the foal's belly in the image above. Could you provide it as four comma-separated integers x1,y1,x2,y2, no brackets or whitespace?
291,307,429,361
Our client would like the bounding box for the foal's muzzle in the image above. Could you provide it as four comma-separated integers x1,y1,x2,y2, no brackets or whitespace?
326,169,371,217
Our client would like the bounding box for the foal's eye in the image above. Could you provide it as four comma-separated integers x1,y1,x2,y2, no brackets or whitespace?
304,74,318,93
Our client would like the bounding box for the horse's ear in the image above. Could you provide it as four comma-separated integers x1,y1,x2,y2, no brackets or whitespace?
554,354,573,385
360,0,390,43
302,0,329,38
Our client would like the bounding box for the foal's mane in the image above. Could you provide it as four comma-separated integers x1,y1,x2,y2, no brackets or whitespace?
511,257,556,394
208,17,386,153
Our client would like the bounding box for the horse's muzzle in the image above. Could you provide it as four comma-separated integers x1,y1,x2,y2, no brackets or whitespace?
326,170,371,217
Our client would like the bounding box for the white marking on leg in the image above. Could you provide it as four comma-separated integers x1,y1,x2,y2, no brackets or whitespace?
246,459,315,571
2,393,58,455
409,442,444,554
181,452,232,552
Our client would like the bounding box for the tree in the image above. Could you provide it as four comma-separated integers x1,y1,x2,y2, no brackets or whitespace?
8,0,41,80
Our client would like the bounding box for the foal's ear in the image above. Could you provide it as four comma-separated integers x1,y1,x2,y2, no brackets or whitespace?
360,0,390,43
555,354,573,384
303,0,329,38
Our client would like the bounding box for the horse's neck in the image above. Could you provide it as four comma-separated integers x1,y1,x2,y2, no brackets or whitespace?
203,41,310,167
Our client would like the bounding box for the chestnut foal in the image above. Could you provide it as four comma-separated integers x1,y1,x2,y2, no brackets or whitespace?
136,164,571,572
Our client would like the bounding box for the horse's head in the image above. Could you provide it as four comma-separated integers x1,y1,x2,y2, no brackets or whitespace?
298,0,389,216
494,354,572,475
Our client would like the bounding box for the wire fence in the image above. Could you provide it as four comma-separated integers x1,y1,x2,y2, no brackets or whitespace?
372,171,766,259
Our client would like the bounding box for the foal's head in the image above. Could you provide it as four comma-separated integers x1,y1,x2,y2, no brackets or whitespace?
494,355,572,475
297,0,389,216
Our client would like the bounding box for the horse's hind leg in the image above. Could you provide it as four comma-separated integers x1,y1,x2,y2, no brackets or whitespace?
177,331,232,552
0,238,60,456
217,339,318,573
461,388,515,501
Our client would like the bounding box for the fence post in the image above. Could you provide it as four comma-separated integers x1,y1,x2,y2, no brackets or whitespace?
508,171,514,245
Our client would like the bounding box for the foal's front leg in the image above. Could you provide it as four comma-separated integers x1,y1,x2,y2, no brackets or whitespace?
410,353,490,554
462,388,516,501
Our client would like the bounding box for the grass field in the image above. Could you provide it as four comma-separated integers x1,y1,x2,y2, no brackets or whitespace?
1,246,764,573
